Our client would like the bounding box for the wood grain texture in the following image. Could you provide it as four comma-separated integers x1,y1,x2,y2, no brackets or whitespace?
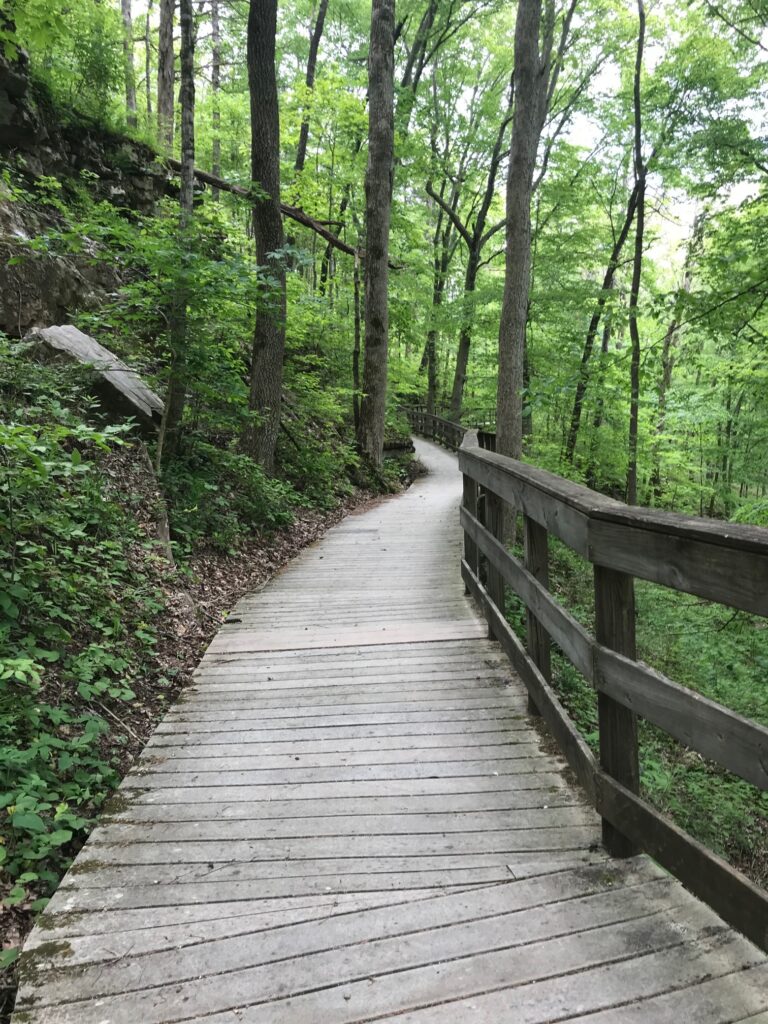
15,439,767,1023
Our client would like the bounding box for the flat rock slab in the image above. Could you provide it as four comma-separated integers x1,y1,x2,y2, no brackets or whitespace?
25,324,163,428
14,439,768,1023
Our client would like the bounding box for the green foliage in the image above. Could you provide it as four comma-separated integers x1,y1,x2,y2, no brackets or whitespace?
0,342,164,901
10,0,124,121
162,437,297,551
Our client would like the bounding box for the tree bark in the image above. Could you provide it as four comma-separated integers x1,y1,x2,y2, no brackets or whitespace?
626,0,646,506
156,0,195,469
564,180,640,462
585,312,613,489
496,0,553,464
396,0,437,129
429,95,511,422
211,0,222,185
157,0,175,148
295,0,330,175
244,0,286,473
357,0,395,468
650,213,703,499
449,253,479,421
145,0,154,117
353,251,362,429
425,201,454,415
122,0,137,128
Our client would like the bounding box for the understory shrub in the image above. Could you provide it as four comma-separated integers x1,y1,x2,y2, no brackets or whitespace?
0,342,165,914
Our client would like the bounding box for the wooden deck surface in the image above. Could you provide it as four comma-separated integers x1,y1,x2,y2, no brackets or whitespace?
15,439,768,1022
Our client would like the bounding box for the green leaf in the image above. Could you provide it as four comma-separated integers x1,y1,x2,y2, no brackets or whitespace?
47,829,73,847
0,948,20,970
11,811,46,833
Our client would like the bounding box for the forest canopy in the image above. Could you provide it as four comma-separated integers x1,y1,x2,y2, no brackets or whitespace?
3,0,767,510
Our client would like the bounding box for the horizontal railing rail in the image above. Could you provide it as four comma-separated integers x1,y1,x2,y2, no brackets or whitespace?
402,406,496,450
404,407,768,952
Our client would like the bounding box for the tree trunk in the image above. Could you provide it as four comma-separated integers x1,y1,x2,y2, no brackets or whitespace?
585,313,613,489
625,0,646,506
396,0,437,129
421,193,454,415
156,0,195,470
295,0,329,174
353,252,362,429
449,253,479,422
244,0,286,473
145,0,153,117
650,213,703,500
564,180,640,462
211,0,222,186
428,93,510,423
496,0,553,464
157,0,175,148
121,0,137,128
357,0,395,468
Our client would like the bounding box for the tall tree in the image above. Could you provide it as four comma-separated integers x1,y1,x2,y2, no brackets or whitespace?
156,0,195,467
121,0,137,127
294,0,330,175
358,0,396,467
245,0,286,472
496,0,556,463
625,0,646,505
145,0,154,118
211,0,222,183
650,213,704,499
158,0,175,148
426,81,510,422
564,176,641,462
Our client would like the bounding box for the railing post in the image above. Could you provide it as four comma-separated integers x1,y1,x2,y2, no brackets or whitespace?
462,474,478,586
523,515,551,717
594,564,640,858
485,491,505,640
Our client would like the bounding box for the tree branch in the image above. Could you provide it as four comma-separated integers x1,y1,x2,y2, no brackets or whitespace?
426,178,472,245
165,158,359,258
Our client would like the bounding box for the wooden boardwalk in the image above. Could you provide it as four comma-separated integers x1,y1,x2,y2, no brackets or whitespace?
15,439,768,1023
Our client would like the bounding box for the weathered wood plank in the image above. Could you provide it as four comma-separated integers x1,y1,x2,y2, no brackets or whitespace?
18,899,726,1023
589,510,768,616
596,647,768,790
104,788,578,822
594,565,639,858
95,806,596,843
595,771,768,952
118,772,567,803
524,514,551,716
458,446,595,555
130,758,548,787
29,872,678,1004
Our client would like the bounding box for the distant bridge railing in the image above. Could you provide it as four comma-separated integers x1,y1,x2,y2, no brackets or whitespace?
404,406,768,952
405,406,496,452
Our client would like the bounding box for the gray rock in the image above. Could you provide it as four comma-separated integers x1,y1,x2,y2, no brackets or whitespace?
24,325,163,430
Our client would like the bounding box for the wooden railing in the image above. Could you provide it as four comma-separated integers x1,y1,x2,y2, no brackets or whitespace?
406,407,466,450
405,406,497,451
405,408,768,952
